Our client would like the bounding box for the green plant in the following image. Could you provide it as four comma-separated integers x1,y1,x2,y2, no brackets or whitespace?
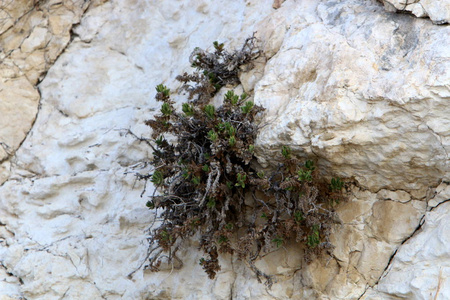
307,225,320,248
272,236,284,248
141,38,345,286
182,103,195,116
281,145,291,159
204,104,216,119
241,101,254,114
235,173,247,188
331,177,344,191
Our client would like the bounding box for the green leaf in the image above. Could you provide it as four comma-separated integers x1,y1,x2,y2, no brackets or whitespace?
155,84,170,97
241,101,254,114
272,237,284,248
155,135,165,147
204,104,216,119
160,102,172,116
218,235,228,244
248,144,255,153
151,170,164,186
235,173,246,188
330,177,344,191
182,103,194,116
207,130,218,142
224,90,239,105
305,160,315,171
213,41,224,51
294,211,304,223
307,225,320,248
225,122,236,136
228,136,236,147
192,176,201,185
281,146,291,159
298,169,312,182
202,164,209,172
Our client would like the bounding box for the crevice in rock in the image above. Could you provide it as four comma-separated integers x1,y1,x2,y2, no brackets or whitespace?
373,212,426,286
430,198,450,211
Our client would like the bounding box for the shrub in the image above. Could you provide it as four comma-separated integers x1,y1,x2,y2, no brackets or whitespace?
142,38,345,286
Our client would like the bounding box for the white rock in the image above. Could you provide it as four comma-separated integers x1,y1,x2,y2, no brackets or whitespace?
368,202,450,299
381,0,450,24
0,0,448,299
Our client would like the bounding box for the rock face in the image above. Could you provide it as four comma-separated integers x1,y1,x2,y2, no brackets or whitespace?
0,0,448,299
0,0,92,184
380,0,450,24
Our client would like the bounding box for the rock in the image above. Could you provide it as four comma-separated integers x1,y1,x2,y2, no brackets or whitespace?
428,182,450,208
253,0,450,196
0,0,90,185
367,200,426,243
0,0,448,299
364,202,450,299
380,0,450,24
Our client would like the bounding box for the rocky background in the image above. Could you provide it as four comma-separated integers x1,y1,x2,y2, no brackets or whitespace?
0,0,449,299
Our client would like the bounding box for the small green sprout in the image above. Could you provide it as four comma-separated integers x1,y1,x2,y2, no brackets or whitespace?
240,92,248,100
155,84,170,97
294,211,304,223
248,144,255,153
257,171,265,178
228,136,236,147
272,237,284,248
204,104,216,119
241,101,254,114
213,41,224,52
307,225,320,248
225,123,236,136
298,169,312,182
305,160,315,171
202,164,209,172
330,177,344,191
151,170,164,186
281,146,291,159
225,90,239,105
261,212,268,219
182,103,195,116
207,130,218,142
192,176,201,185
160,230,172,242
218,235,228,244
235,173,246,188
155,135,165,147
160,102,172,116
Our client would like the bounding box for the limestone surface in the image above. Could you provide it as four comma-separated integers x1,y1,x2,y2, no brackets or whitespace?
380,0,450,24
0,0,448,299
0,0,92,184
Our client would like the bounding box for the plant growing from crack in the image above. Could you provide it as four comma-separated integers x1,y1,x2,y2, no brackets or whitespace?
141,37,346,286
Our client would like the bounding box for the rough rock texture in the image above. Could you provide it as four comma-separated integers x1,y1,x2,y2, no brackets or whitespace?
254,0,450,196
362,201,450,300
0,0,449,299
0,0,92,184
380,0,450,24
